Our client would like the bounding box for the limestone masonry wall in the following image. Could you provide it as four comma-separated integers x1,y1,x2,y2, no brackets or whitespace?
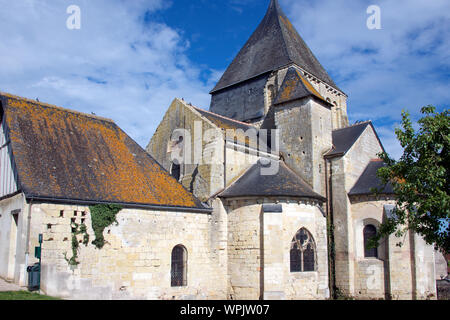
28,202,226,300
226,198,329,300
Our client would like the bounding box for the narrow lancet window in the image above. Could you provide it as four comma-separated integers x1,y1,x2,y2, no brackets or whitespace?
171,245,187,287
363,225,378,258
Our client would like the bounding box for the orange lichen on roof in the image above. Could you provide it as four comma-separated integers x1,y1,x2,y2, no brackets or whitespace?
297,71,326,101
1,93,204,209
275,68,328,105
278,77,297,101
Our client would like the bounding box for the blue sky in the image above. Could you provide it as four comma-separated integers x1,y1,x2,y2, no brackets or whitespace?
0,0,449,159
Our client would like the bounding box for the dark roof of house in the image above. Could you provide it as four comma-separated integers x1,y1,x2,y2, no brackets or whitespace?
219,159,325,201
273,67,330,106
192,106,256,132
192,105,270,151
349,160,394,196
211,0,339,93
326,121,374,157
0,93,207,211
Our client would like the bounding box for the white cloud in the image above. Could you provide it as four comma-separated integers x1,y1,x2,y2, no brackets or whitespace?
281,0,450,159
0,0,213,146
0,0,448,161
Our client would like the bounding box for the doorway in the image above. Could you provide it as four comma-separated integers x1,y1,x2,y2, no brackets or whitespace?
7,210,20,280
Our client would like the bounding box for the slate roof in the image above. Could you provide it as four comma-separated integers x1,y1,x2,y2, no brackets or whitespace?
192,105,269,151
0,93,207,211
325,121,374,158
211,0,339,93
192,106,256,132
349,160,394,196
219,159,325,201
273,67,330,106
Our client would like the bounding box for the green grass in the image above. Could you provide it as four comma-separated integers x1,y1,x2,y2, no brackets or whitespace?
0,290,60,300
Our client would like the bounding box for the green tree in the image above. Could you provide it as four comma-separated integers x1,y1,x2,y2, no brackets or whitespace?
374,106,449,254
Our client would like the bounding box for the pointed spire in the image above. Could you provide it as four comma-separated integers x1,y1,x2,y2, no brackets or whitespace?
211,0,338,93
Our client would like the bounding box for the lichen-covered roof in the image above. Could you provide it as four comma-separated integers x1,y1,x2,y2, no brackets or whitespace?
219,159,325,201
0,93,206,210
273,67,329,106
211,0,339,93
349,159,394,196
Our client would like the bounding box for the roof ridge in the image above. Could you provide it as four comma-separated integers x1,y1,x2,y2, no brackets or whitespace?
192,106,257,128
0,92,115,123
333,120,372,132
274,2,293,69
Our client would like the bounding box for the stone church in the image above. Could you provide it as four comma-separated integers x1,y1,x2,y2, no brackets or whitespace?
0,0,439,300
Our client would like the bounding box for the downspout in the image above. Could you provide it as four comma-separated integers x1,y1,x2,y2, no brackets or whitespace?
324,156,337,299
223,129,227,189
327,158,337,298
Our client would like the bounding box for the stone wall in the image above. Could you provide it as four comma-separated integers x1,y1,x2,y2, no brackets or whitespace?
350,197,392,299
331,125,385,296
146,99,224,201
274,98,332,197
24,202,227,300
225,142,261,186
225,197,329,300
226,200,261,300
210,74,269,122
0,193,26,284
349,196,437,300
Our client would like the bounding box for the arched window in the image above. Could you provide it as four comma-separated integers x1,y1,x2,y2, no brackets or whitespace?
363,225,378,258
171,245,187,287
290,228,316,272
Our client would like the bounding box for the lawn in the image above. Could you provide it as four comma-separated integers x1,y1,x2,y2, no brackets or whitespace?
0,290,60,300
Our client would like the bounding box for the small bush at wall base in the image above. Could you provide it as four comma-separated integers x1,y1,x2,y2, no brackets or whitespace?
333,287,355,300
89,204,123,249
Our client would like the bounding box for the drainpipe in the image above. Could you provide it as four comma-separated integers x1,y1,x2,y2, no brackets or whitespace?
324,155,337,299
327,159,337,298
223,129,227,189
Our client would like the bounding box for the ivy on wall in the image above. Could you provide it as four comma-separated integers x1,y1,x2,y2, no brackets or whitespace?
89,204,123,249
64,204,123,266
64,221,89,266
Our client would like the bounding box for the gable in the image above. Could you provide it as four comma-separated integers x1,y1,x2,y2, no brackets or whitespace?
325,122,384,158
0,116,19,199
345,123,385,158
274,67,330,106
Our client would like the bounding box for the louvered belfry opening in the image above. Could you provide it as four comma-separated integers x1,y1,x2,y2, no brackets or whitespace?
290,228,316,272
171,245,187,287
